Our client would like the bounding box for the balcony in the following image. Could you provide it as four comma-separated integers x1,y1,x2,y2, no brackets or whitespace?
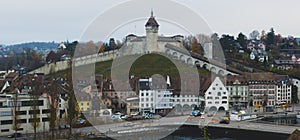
232,95,241,98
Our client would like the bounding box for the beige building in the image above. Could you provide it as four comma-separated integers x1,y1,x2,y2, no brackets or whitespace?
0,93,50,136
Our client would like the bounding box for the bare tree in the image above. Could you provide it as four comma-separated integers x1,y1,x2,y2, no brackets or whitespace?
11,88,20,140
30,93,40,140
65,60,79,137
47,65,58,140
249,30,260,40
30,76,43,140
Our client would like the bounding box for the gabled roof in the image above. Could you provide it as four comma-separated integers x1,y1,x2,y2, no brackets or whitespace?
226,75,248,85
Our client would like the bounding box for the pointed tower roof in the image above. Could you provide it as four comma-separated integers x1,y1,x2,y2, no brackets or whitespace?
145,10,159,27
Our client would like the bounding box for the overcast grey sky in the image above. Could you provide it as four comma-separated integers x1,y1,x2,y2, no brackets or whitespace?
1,0,299,45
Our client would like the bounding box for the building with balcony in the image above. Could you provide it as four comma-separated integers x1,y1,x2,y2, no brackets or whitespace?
138,77,173,114
226,75,249,110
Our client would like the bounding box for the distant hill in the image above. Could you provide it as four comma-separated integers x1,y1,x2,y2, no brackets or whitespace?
2,42,59,54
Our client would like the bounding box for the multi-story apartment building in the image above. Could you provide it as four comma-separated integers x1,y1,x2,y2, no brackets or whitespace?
275,75,292,105
226,75,249,109
77,92,92,112
246,73,292,110
138,77,173,114
0,93,50,136
171,76,207,113
96,77,136,113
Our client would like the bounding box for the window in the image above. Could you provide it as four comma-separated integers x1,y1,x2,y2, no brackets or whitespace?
29,110,40,114
207,96,213,99
141,93,144,96
218,92,221,96
42,118,50,122
222,101,227,104
215,101,219,104
212,87,216,90
21,100,43,106
219,87,222,90
1,120,13,125
18,119,27,124
146,93,149,96
208,102,212,104
215,97,219,99
16,111,27,115
141,104,144,107
223,92,226,95
0,111,12,116
222,96,227,99
1,129,9,132
29,118,40,123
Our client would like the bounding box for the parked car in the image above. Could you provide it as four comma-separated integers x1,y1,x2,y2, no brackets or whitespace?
77,118,86,124
191,110,204,117
87,132,96,138
121,115,129,119
7,133,22,138
219,117,230,124
142,112,154,119
111,113,122,120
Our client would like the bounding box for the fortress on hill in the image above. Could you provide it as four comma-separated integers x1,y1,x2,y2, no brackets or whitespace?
119,11,185,55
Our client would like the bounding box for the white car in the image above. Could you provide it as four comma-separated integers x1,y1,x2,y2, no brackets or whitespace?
121,115,129,119
111,114,121,120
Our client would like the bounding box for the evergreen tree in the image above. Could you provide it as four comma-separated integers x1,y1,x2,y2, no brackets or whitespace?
236,32,247,49
266,28,276,45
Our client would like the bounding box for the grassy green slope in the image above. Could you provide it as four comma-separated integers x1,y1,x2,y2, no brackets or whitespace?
94,54,210,78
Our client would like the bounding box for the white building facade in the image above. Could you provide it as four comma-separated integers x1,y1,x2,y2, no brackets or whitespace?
205,77,229,111
138,78,173,114
276,79,292,105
